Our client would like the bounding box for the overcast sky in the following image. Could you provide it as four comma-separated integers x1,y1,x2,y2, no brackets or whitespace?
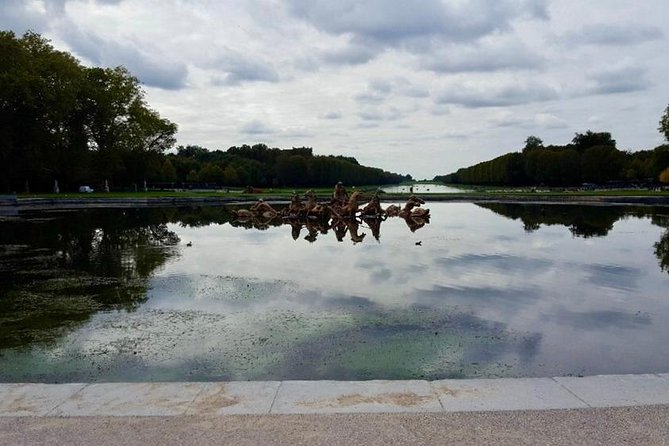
2,0,668,178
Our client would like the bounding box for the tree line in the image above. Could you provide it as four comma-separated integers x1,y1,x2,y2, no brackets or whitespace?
162,144,410,189
436,127,669,187
0,31,408,193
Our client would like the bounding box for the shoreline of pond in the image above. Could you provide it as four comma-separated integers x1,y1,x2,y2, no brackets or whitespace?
2,203,668,383
2,193,669,211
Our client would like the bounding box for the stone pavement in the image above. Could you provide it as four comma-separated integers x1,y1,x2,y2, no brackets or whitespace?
1,375,669,445
1,406,669,445
1,374,668,416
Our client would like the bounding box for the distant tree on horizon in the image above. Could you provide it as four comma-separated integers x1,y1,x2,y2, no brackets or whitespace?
660,104,669,142
434,129,667,187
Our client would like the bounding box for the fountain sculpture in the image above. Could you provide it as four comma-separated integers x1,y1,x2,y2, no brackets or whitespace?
230,182,430,244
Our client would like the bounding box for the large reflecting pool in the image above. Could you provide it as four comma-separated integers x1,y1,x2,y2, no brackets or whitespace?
1,202,668,382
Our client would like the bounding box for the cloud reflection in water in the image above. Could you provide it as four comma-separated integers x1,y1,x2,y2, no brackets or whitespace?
1,203,669,381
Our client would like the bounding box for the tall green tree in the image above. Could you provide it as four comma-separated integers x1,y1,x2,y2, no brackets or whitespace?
522,135,543,153
581,145,625,183
0,31,89,191
83,66,177,184
660,104,669,142
160,159,177,182
571,131,616,152
0,31,177,192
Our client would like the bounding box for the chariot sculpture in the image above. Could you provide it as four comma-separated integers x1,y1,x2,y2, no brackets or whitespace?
230,182,430,243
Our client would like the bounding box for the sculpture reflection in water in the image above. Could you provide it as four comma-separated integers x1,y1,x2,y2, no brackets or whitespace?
231,184,430,243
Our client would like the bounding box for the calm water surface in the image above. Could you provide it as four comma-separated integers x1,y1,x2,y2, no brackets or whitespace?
1,202,668,382
381,183,467,194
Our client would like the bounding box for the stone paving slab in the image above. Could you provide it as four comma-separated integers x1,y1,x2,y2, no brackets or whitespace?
431,377,589,411
0,383,86,417
1,374,669,417
186,381,280,415
4,406,669,446
554,374,669,408
271,380,442,414
49,382,206,416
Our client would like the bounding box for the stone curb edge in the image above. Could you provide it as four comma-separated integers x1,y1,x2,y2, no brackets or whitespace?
1,373,668,417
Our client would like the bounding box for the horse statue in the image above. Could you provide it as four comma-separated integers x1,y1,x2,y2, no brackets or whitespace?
400,195,430,218
338,190,364,218
249,199,279,218
283,191,305,218
384,204,401,217
360,190,385,218
303,190,329,218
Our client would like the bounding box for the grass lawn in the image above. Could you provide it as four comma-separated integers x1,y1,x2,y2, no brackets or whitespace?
13,185,669,200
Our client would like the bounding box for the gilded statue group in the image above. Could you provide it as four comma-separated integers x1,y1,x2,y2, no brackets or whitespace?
231,182,430,243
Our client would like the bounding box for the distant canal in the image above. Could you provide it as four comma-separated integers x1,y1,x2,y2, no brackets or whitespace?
1,202,668,382
381,183,467,194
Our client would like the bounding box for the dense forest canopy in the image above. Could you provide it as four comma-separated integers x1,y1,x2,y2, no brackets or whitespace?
435,129,669,187
165,144,410,188
0,31,408,192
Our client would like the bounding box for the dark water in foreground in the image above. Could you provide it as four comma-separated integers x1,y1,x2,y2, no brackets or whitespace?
1,202,668,382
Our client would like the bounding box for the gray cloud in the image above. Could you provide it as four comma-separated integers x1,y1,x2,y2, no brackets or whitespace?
289,0,547,43
0,0,49,33
358,108,403,122
354,91,386,105
286,0,549,66
282,128,315,139
0,0,124,35
240,120,276,135
60,25,188,90
356,122,380,129
565,24,663,46
320,42,380,65
587,66,652,95
209,51,280,86
132,58,189,90
436,82,559,108
391,78,432,98
493,112,568,129
321,112,343,120
494,115,533,128
420,40,544,73
402,85,430,98
369,79,393,94
355,77,430,106
430,105,451,116
358,111,382,121
287,0,450,42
